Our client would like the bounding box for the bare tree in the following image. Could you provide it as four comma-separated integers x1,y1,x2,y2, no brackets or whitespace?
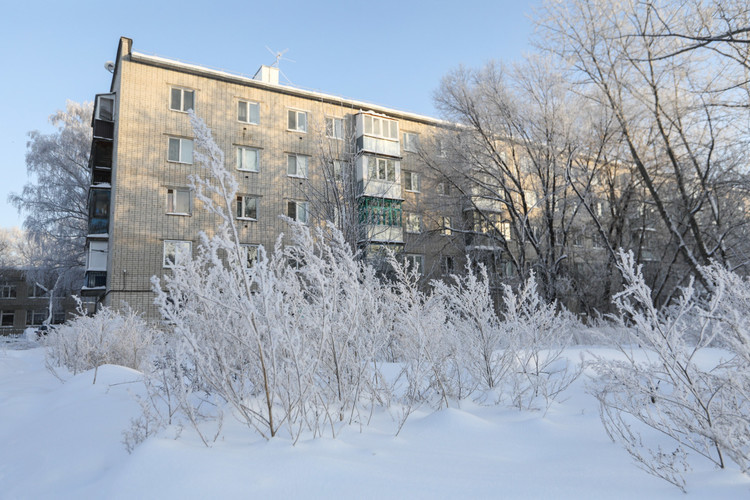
431,58,611,307
537,0,750,295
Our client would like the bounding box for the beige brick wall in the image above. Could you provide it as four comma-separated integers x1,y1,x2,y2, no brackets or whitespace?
104,54,464,319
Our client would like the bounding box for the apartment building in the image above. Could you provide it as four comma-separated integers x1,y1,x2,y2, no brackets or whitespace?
83,37,468,319
0,269,74,335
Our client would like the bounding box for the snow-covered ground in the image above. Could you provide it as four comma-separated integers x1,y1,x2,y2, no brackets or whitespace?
1,343,748,499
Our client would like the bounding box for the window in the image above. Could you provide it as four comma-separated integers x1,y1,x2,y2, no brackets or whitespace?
443,256,455,274
326,117,344,139
287,200,309,224
592,233,604,249
472,212,510,240
241,244,259,268
163,240,192,268
238,100,260,124
369,157,397,182
405,254,424,275
288,109,308,132
237,147,260,172
405,213,421,234
168,137,193,164
170,87,194,112
332,160,343,181
167,188,191,215
236,195,258,220
26,309,46,326
1,310,13,327
402,132,419,152
287,154,308,178
96,95,115,121
29,284,48,298
441,217,452,236
573,231,584,247
0,284,17,299
436,182,451,196
86,272,107,288
436,138,448,158
363,115,398,140
500,222,512,241
403,171,420,192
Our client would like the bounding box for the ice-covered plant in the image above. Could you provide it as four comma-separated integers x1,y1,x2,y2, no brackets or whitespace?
591,250,750,491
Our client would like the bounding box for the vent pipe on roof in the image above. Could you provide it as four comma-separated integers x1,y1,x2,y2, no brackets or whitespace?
253,65,279,85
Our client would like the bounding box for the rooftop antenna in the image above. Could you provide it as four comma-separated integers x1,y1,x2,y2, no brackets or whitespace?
265,46,295,85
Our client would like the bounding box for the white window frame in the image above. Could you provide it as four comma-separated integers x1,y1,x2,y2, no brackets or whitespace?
403,171,420,192
405,254,424,275
405,213,421,234
240,244,260,268
500,222,512,241
236,146,260,172
168,137,194,164
443,255,455,274
26,309,46,326
326,117,344,139
166,187,191,215
236,195,258,221
0,284,17,299
163,240,192,268
170,87,195,112
402,132,419,152
287,154,309,178
95,95,115,121
436,182,450,196
0,310,13,327
363,115,398,140
441,216,452,236
369,157,397,182
332,160,343,180
29,284,49,298
287,109,308,133
237,100,260,125
287,200,309,224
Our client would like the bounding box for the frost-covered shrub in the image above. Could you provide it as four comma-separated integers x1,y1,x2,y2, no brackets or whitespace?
147,113,394,443
388,256,454,427
500,272,581,411
43,302,157,380
432,265,509,398
430,266,580,410
591,251,750,491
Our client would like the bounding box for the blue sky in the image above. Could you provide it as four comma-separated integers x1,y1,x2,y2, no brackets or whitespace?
0,0,536,230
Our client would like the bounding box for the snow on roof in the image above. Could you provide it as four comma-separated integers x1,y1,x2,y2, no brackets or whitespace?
130,51,450,127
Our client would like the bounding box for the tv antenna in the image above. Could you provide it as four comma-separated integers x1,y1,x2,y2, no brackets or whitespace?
265,46,295,85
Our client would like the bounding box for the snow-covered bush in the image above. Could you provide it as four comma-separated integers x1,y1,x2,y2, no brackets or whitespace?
500,272,581,411
132,111,589,448
147,112,394,443
388,256,454,431
591,251,750,491
43,302,157,382
432,265,509,399
430,266,580,410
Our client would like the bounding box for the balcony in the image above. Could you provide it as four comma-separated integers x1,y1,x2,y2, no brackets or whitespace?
356,155,403,199
354,113,400,157
358,197,404,244
88,188,110,235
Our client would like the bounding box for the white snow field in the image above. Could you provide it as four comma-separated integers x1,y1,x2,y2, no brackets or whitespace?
1,344,748,499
